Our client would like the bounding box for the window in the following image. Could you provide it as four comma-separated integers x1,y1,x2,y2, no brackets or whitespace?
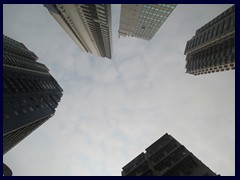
210,27,214,39
23,99,28,103
22,109,28,114
14,110,20,116
5,114,11,119
220,20,225,34
215,23,220,36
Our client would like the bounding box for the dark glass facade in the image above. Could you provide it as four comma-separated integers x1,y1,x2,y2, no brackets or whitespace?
184,5,235,75
3,163,13,176
121,133,218,176
3,35,63,154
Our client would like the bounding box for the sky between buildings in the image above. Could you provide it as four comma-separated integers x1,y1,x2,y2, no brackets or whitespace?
3,4,235,176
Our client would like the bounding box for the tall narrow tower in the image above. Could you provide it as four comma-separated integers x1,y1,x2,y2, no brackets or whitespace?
44,4,112,59
184,5,235,75
122,133,218,176
3,35,63,154
118,4,177,40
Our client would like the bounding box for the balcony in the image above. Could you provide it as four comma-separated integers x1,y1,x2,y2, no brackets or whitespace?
145,133,172,155
153,146,189,175
122,152,146,175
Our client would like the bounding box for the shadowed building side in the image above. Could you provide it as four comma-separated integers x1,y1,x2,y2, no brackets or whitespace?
121,133,219,176
3,35,63,155
184,5,235,75
3,163,12,176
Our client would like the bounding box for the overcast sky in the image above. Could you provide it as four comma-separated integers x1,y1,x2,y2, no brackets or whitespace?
3,4,235,176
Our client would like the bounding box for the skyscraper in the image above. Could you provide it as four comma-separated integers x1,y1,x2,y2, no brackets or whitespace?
3,35,63,154
44,4,112,59
121,133,218,176
118,4,177,40
3,163,12,176
184,5,235,75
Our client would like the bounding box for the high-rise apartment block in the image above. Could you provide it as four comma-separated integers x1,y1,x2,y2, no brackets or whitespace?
3,35,63,154
184,5,235,75
118,4,177,40
3,163,12,176
121,133,218,176
44,4,112,59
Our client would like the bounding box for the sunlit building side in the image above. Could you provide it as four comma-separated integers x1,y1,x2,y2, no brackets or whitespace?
118,4,177,40
44,4,112,59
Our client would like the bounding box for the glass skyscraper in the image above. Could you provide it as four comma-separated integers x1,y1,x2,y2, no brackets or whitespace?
3,35,63,155
118,4,177,40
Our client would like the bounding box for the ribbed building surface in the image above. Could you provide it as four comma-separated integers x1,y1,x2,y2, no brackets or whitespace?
118,4,177,40
122,133,218,176
44,4,112,59
3,35,63,154
184,5,235,75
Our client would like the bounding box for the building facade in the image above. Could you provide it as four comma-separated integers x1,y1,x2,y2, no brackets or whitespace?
184,5,235,75
3,163,12,176
3,35,63,154
44,4,112,59
121,133,218,176
118,4,177,40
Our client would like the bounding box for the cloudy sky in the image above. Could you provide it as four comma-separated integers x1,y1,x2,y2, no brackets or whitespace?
3,4,235,176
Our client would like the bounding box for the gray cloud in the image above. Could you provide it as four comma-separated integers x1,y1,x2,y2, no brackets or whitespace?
3,4,234,176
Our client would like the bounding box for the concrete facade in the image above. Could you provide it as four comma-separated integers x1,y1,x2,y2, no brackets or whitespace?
44,4,112,59
121,133,218,176
118,4,177,40
184,5,235,75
